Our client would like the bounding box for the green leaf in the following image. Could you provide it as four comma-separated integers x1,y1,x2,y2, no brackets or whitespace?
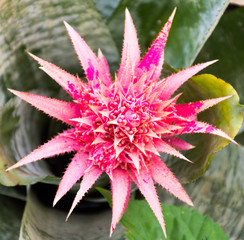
96,187,112,207
0,184,26,201
108,0,229,68
98,188,229,240
159,142,244,239
125,202,229,240
195,7,244,104
0,98,54,186
0,195,24,240
166,74,243,183
20,187,124,240
93,0,121,22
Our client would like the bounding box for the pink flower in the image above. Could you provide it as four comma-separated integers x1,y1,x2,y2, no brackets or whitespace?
7,9,235,238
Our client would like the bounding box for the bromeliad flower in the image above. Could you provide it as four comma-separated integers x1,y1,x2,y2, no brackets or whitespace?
7,9,235,238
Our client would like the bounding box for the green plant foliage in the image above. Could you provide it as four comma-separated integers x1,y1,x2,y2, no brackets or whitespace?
160,142,244,239
0,0,119,101
93,0,121,22
19,188,124,240
195,7,244,104
166,73,243,183
0,195,24,240
0,184,26,201
98,188,229,240
0,98,53,186
108,0,229,68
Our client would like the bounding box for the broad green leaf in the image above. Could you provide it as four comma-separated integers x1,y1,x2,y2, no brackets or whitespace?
195,7,244,104
165,74,242,183
159,142,244,240
108,0,229,68
20,187,125,240
0,195,24,240
0,98,54,186
124,202,229,240
98,188,229,240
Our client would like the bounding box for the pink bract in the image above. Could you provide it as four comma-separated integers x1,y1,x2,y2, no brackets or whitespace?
7,8,235,238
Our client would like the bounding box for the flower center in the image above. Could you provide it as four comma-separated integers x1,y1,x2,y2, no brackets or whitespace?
75,89,163,172
89,143,128,172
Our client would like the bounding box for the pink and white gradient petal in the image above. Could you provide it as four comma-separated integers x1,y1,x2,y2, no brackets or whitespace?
9,89,80,125
154,139,191,163
175,96,232,119
159,60,217,100
97,49,112,86
130,167,167,238
118,9,141,92
138,8,176,83
28,52,85,100
175,120,237,144
64,21,100,84
162,137,194,150
148,156,193,206
53,151,90,206
110,168,131,236
6,129,81,171
66,166,103,220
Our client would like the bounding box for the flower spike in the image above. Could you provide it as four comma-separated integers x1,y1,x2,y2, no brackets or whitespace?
6,129,81,171
118,8,141,92
138,8,176,83
53,151,90,206
9,89,80,125
7,9,236,238
110,168,130,236
66,166,102,220
27,52,85,99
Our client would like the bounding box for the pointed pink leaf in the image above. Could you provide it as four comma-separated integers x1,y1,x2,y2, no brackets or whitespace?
145,141,160,156
64,21,101,85
7,129,80,171
154,138,191,162
159,60,217,100
92,134,107,145
162,137,194,150
175,120,237,144
118,9,140,92
110,168,130,236
66,166,102,220
94,124,107,133
175,96,232,119
9,89,80,126
97,49,112,86
53,151,90,206
115,145,127,158
127,151,141,172
130,167,167,238
133,72,147,94
148,156,193,206
71,116,94,126
138,8,176,83
28,52,85,100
